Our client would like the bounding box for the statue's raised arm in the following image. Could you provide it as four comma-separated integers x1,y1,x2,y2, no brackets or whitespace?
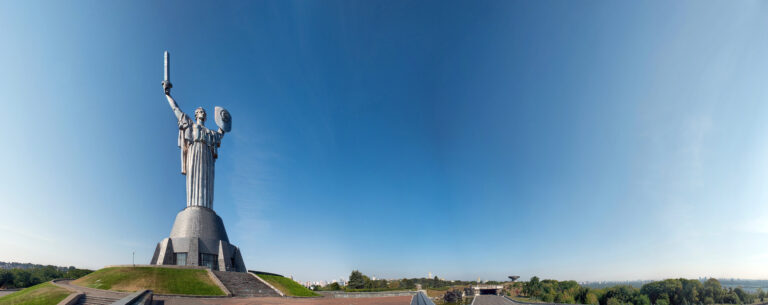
164,88,188,123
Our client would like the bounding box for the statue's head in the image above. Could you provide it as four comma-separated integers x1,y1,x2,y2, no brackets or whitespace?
195,107,207,122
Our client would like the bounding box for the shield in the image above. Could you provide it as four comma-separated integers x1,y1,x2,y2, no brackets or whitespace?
214,106,232,132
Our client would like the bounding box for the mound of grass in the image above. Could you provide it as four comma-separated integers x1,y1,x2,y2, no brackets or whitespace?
72,267,224,296
254,273,320,297
0,282,71,305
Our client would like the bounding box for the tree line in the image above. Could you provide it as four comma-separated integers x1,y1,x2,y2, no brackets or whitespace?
315,270,476,291
522,277,767,305
0,266,92,289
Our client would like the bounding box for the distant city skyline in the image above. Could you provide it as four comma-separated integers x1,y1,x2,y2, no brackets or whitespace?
2,1,768,283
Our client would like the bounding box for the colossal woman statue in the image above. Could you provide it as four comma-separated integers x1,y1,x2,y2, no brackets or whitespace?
163,69,231,210
164,88,224,209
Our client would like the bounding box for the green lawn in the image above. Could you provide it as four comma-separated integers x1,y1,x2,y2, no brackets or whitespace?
0,282,72,305
254,273,320,297
72,267,224,296
507,296,545,303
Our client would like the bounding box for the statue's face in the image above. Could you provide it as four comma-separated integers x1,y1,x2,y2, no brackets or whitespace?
195,108,207,122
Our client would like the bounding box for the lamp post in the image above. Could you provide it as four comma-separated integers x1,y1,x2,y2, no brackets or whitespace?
132,251,135,268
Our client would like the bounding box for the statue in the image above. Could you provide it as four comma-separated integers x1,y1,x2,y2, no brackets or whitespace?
162,51,232,210
151,51,246,272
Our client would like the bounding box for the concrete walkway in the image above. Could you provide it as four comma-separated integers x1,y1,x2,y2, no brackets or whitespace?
52,279,129,299
0,290,20,297
473,295,517,305
151,295,412,305
52,280,412,305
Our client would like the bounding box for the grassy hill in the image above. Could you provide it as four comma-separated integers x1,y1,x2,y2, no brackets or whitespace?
72,267,224,296
253,273,320,297
0,282,71,305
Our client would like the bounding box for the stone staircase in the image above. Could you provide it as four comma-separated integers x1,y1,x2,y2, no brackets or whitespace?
76,294,121,305
213,270,281,297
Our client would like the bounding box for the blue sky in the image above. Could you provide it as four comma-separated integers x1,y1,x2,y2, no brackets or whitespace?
2,1,768,283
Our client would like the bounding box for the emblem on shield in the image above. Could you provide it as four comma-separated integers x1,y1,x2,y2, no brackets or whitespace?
215,106,232,132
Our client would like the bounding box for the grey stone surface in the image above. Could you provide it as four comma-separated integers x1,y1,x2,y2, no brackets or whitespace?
110,290,152,305
169,207,229,247
56,292,83,305
217,240,231,271
473,295,514,305
410,291,435,305
212,271,280,297
232,247,246,273
52,280,128,305
150,207,245,270
0,290,21,297
187,237,199,267
75,295,120,305
249,273,284,297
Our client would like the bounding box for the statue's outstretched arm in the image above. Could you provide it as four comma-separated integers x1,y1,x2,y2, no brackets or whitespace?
165,92,186,122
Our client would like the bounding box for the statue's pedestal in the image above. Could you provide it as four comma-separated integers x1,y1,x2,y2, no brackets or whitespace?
150,206,246,272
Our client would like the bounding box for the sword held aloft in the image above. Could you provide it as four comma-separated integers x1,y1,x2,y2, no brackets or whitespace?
162,50,173,91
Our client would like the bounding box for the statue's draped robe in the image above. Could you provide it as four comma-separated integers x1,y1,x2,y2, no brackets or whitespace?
177,113,223,209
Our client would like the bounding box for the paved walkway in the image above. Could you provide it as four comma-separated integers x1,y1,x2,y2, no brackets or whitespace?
0,290,20,297
473,295,517,305
52,280,411,305
52,279,129,299
152,295,413,305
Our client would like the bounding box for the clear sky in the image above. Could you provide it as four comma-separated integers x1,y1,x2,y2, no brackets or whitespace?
1,1,768,283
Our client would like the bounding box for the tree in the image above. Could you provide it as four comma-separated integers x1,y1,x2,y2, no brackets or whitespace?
585,292,600,305
12,270,31,288
603,285,636,305
633,294,652,305
388,280,400,289
556,291,575,304
541,292,556,302
348,270,365,289
0,270,11,288
326,282,341,291
606,297,623,305
703,279,723,304
722,292,740,304
526,276,542,298
733,287,751,304
363,275,372,289
757,288,765,302
401,278,415,289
